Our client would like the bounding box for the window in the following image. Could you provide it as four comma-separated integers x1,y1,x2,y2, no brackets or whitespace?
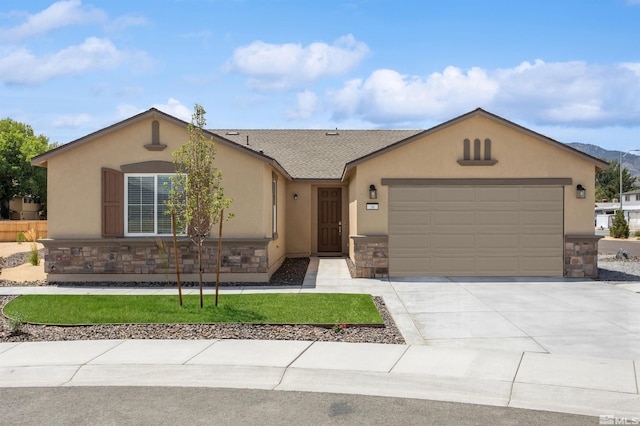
272,172,278,238
635,195,640,201
625,195,631,202
125,174,177,236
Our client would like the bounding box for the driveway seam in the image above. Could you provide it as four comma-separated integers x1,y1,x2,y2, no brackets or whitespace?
507,351,525,408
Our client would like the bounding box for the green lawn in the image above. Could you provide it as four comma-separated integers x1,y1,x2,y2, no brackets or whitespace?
2,294,383,325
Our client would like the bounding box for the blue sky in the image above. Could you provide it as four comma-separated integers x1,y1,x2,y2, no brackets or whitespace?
1,0,640,151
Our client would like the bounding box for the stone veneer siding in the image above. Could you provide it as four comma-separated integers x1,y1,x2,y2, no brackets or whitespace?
350,235,388,278
42,238,269,276
564,234,601,278
352,234,600,279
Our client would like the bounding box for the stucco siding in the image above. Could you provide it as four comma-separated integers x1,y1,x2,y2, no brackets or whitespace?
46,117,271,239
284,181,313,256
353,115,595,236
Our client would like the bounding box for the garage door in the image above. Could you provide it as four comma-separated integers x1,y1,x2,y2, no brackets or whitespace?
389,186,564,276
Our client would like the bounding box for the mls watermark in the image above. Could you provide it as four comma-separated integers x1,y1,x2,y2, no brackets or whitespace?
600,415,640,425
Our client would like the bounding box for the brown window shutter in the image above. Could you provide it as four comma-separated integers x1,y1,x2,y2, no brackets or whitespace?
102,168,124,237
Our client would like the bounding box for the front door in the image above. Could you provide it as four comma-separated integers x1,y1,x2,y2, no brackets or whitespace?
318,187,342,252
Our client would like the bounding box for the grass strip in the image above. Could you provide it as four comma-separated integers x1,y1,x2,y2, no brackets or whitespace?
2,293,383,325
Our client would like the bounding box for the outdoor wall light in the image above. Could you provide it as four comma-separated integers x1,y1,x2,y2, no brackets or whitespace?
293,193,299,200
369,184,377,199
576,184,586,199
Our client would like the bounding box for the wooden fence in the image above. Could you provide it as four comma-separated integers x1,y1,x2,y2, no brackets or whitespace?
0,220,47,242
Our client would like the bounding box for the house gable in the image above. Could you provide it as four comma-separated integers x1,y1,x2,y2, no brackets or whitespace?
341,108,608,180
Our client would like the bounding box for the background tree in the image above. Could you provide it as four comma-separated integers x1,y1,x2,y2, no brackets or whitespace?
595,159,637,202
610,210,630,238
0,119,53,218
167,104,233,308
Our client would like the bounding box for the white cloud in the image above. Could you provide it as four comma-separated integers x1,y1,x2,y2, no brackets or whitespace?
287,90,322,120
52,113,92,128
329,67,498,123
0,0,107,42
0,37,124,85
105,14,148,32
326,60,640,127
227,34,370,90
152,98,192,122
493,60,640,126
115,104,142,121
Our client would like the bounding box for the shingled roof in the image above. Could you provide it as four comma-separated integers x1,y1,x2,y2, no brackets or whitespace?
212,129,422,180
32,108,607,181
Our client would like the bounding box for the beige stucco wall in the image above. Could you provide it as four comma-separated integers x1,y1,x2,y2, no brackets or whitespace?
46,117,271,239
285,181,312,256
351,115,597,237
267,168,287,273
348,172,359,261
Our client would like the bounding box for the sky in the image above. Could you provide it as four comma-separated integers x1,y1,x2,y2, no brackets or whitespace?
1,0,640,151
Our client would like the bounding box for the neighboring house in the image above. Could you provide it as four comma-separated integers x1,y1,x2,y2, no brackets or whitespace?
595,202,618,229
9,196,41,220
606,189,640,230
31,108,607,282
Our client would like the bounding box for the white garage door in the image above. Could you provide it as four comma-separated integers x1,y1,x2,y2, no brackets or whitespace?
389,185,564,277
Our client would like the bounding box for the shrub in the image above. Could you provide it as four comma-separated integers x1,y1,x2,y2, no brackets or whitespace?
25,229,39,266
6,314,24,335
610,210,630,239
634,230,640,238
16,232,25,244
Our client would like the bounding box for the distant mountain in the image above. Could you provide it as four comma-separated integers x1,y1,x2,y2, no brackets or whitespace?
567,142,640,177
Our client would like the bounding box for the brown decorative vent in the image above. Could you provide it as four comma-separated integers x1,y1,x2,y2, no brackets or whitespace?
458,138,498,166
144,120,167,151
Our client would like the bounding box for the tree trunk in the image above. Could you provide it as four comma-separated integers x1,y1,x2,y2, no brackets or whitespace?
198,241,203,308
171,210,183,306
215,209,224,307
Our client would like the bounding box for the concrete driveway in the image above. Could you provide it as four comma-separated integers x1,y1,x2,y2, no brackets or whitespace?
311,259,640,360
388,278,640,360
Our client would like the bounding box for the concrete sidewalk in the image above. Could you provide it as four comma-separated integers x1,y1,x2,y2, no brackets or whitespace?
0,339,638,418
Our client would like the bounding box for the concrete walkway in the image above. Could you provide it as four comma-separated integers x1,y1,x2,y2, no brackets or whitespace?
1,257,640,418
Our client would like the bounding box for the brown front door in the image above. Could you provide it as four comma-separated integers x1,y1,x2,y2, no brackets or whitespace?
318,187,342,252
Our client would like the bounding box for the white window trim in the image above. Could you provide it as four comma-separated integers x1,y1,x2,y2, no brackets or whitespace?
272,172,278,239
124,173,177,237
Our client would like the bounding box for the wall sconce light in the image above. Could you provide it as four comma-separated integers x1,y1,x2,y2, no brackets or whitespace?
369,184,377,199
576,184,586,199
293,193,299,200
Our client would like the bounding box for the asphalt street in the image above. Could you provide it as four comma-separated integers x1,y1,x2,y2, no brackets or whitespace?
1,387,596,425
598,238,640,256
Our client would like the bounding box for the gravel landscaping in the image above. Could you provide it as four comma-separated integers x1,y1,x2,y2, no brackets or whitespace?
0,295,404,344
0,257,405,344
596,254,640,281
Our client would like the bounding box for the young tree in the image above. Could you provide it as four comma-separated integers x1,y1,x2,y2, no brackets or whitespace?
167,104,233,308
0,119,52,218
